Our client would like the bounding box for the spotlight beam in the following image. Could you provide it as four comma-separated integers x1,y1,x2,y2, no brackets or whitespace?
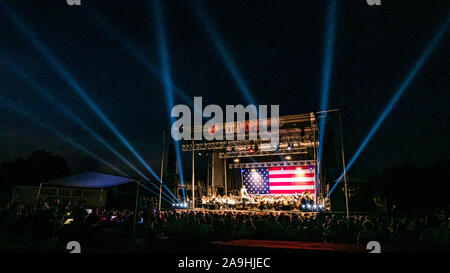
2,3,162,183
3,63,179,202
327,17,450,198
3,61,151,179
153,0,186,201
317,0,338,183
82,6,198,113
193,2,257,106
0,93,179,203
0,94,128,177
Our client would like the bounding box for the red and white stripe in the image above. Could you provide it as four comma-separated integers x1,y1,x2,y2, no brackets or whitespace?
268,166,315,194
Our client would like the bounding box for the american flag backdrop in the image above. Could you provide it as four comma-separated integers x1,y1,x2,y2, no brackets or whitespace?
242,165,316,195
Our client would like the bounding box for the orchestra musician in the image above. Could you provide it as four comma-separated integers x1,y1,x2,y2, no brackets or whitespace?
241,185,249,207
200,191,315,211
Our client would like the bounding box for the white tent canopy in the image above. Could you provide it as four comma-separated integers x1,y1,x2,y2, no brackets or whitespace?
45,171,135,188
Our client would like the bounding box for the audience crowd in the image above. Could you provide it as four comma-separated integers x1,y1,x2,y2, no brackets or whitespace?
0,200,449,251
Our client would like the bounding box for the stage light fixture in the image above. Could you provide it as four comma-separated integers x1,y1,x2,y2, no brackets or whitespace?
285,156,292,160
287,143,293,151
233,158,240,163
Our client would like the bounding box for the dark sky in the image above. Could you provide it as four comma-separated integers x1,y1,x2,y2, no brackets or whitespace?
0,0,448,180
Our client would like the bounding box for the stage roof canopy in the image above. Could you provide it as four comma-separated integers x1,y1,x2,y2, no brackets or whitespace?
45,171,135,188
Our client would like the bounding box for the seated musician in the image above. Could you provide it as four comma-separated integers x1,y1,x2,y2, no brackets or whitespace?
216,194,222,209
300,194,308,207
201,196,207,209
227,193,236,209
276,196,283,210
221,195,227,209
282,196,289,210
210,193,216,207
265,195,272,210
249,195,257,209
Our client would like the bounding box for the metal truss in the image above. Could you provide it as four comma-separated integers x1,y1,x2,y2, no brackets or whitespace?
181,135,316,152
219,147,308,158
229,160,317,169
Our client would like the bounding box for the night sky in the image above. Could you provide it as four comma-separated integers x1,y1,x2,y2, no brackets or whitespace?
0,0,448,180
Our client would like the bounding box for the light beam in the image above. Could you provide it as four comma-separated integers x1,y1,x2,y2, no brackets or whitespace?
2,3,161,183
0,94,128,177
1,60,180,202
317,0,338,185
153,0,186,201
193,1,257,106
327,17,450,198
139,183,172,204
82,5,199,113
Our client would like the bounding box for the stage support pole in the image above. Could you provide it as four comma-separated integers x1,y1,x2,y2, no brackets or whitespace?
207,154,210,194
191,138,195,209
132,179,140,248
211,152,215,194
223,158,227,195
31,182,43,225
338,110,350,217
312,113,318,206
33,182,43,212
240,169,244,188
99,189,103,207
159,128,166,211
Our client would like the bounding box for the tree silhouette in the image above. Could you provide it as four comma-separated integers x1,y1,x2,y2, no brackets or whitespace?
0,150,71,202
